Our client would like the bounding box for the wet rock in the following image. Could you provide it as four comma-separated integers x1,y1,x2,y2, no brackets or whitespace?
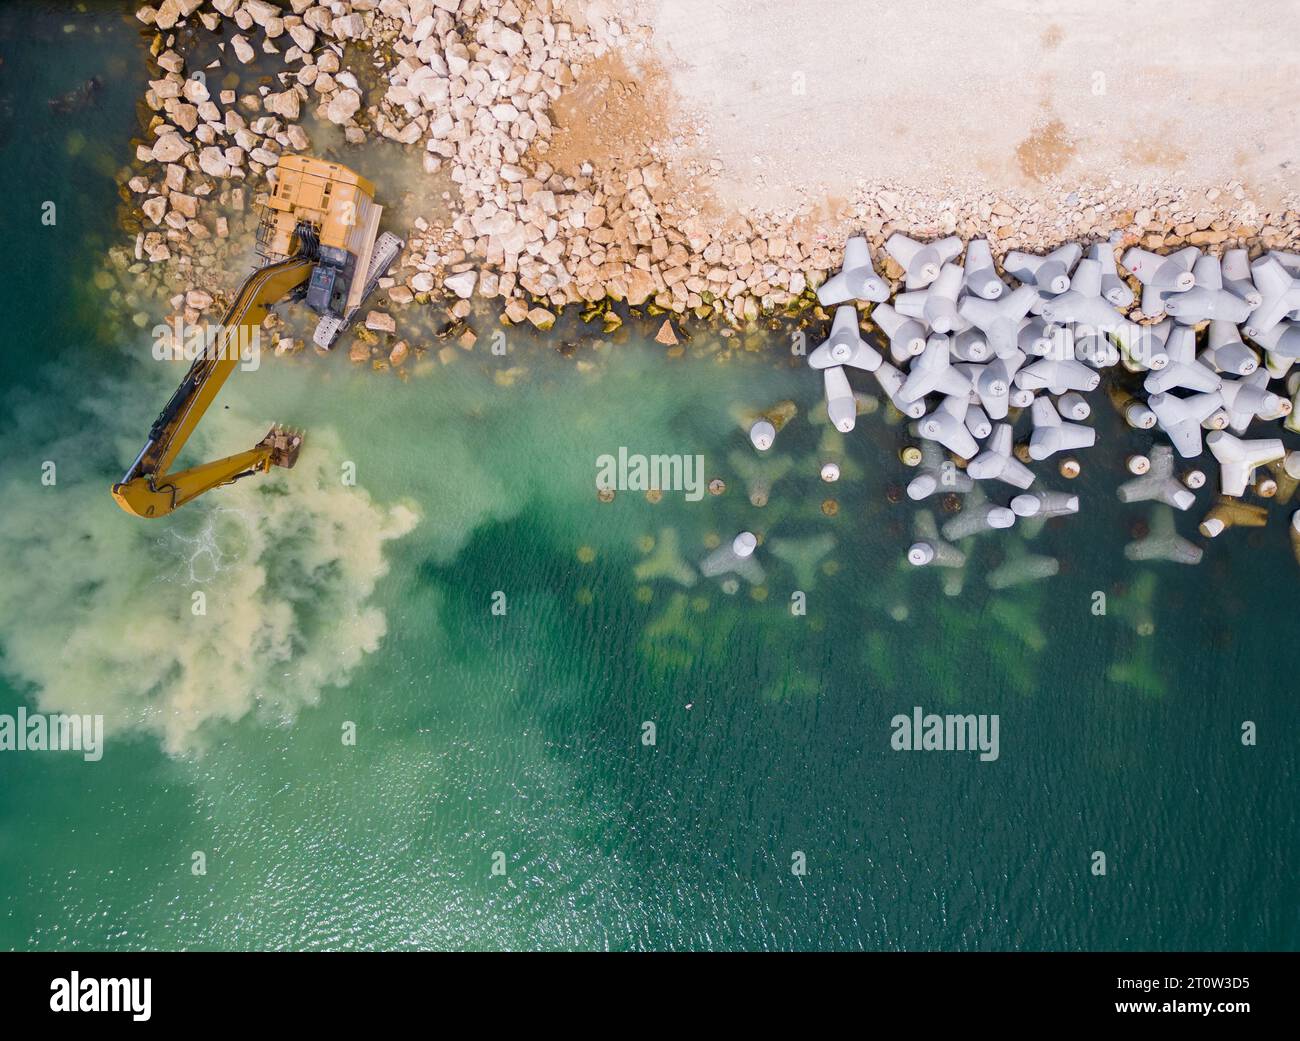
326,88,361,125
444,270,477,299
655,319,679,346
230,34,255,64
364,311,396,334
150,133,191,163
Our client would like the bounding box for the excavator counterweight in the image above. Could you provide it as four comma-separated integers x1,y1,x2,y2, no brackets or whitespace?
112,155,402,519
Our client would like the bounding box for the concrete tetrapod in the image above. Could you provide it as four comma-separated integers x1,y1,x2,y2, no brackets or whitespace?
1028,396,1096,460
1201,321,1259,375
1124,506,1204,565
1218,370,1291,434
1148,390,1223,457
808,305,882,373
898,335,972,403
1117,445,1197,511
871,303,928,365
958,284,1038,358
914,394,980,459
1010,489,1079,518
896,262,966,334
817,236,890,305
1164,255,1253,324
1090,238,1135,308
1142,325,1222,394
1222,248,1262,308
968,422,1035,489
1005,244,1082,296
941,499,1017,540
822,365,857,432
906,441,975,500
701,531,765,584
1206,430,1286,496
962,238,1004,300
885,232,962,290
1244,254,1300,338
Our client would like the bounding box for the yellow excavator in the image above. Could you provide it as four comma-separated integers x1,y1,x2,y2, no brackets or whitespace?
111,154,403,519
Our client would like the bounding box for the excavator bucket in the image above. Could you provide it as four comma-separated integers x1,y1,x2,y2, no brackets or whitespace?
258,427,305,469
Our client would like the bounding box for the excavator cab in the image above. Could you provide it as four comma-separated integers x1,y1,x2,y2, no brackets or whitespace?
111,154,404,519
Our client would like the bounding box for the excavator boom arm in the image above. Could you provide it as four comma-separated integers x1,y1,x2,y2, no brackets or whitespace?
111,256,313,519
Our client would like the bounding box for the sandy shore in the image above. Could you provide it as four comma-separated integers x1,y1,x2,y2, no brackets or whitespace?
636,0,1300,216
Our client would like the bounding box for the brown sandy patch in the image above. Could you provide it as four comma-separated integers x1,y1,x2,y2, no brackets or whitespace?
544,51,671,176
1015,119,1076,181
1135,139,1188,168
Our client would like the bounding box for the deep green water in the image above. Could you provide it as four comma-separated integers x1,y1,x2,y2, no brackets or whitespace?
0,4,1296,951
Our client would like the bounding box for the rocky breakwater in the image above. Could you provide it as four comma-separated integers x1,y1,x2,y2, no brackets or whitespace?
119,1,1300,363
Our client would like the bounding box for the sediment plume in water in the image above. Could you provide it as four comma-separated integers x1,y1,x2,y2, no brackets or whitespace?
0,364,417,756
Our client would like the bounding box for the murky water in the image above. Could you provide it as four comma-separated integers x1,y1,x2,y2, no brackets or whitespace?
0,3,1295,952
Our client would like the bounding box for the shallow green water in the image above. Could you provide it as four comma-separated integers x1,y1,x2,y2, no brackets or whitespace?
0,4,1296,951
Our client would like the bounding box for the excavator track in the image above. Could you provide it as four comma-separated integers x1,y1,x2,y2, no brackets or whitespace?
312,231,405,350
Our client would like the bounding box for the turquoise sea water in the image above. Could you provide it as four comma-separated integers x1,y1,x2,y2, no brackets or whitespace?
0,4,1296,951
